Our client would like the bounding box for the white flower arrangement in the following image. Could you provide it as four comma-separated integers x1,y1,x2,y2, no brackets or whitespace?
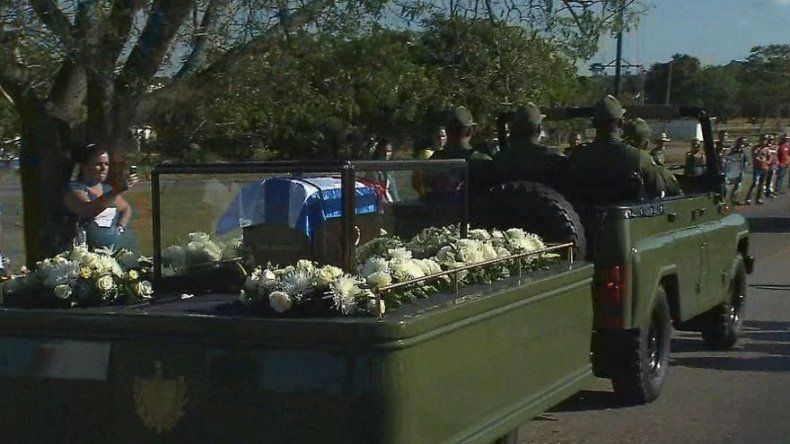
238,225,560,317
0,246,153,308
161,232,244,276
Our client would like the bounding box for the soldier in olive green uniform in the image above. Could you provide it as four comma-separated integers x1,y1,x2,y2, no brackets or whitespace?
430,106,492,161
624,118,682,196
497,103,563,163
568,96,678,201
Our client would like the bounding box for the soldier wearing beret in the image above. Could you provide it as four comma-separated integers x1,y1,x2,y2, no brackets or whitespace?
624,118,682,196
496,103,563,163
569,95,678,200
430,106,492,161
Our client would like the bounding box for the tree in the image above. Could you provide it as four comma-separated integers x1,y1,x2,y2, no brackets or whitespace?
737,45,790,121
0,0,642,264
643,53,702,105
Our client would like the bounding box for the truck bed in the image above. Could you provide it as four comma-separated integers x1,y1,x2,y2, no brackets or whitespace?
0,261,593,443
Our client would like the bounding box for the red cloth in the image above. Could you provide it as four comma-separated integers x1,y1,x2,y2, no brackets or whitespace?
778,142,790,167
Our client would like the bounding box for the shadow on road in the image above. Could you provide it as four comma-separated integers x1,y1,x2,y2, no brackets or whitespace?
548,390,622,413
670,320,790,373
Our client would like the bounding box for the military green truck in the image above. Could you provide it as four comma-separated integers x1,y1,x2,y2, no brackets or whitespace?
0,106,752,443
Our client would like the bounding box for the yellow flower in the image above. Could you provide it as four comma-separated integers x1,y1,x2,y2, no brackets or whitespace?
128,270,139,280
80,267,92,279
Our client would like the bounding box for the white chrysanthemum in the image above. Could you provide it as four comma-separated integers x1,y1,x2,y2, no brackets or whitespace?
134,280,153,299
315,265,344,288
387,248,413,260
53,284,72,300
435,246,457,265
42,261,79,287
188,232,211,243
458,244,485,264
415,259,441,276
468,229,491,241
295,260,316,273
390,259,425,281
330,276,363,315
359,257,389,277
496,247,511,258
69,245,90,263
279,269,314,296
481,243,498,261
269,291,293,313
95,275,115,292
366,271,392,288
162,245,186,267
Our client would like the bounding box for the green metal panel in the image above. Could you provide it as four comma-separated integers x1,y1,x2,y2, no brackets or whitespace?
0,264,594,443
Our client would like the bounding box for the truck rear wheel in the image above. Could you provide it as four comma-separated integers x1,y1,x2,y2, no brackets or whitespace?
472,181,587,258
611,288,671,404
701,257,746,350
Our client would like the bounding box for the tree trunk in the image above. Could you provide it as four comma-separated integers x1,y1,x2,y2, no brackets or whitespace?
18,108,78,266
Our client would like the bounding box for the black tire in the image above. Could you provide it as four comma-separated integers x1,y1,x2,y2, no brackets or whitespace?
471,181,587,258
701,257,746,350
611,287,672,404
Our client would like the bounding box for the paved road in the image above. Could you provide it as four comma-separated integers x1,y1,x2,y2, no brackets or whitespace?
521,233,790,444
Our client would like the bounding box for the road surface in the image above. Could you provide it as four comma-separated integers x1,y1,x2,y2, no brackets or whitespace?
521,232,790,444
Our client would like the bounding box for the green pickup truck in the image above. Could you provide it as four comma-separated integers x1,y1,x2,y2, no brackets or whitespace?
0,106,752,442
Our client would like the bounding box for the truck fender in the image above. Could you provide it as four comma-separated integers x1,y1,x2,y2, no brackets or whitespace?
636,264,679,328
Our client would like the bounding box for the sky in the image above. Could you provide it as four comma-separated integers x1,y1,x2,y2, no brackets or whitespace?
589,0,790,72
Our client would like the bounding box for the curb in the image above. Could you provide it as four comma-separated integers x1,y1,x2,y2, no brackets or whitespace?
745,216,790,233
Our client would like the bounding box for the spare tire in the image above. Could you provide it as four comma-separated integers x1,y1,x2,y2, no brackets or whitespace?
471,181,587,258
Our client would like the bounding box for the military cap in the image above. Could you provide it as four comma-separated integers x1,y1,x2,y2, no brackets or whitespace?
624,118,651,146
592,95,626,121
657,132,671,142
445,106,475,128
512,102,546,127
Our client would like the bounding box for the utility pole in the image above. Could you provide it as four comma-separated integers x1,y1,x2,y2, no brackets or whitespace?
664,60,673,105
613,0,625,97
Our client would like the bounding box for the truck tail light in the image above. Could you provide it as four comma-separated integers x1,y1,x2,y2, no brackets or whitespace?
596,265,627,329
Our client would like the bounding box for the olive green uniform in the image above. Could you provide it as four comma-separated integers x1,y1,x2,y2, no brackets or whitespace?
496,142,563,163
569,137,677,198
430,141,492,161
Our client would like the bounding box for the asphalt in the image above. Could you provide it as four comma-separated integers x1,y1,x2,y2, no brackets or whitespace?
521,233,790,444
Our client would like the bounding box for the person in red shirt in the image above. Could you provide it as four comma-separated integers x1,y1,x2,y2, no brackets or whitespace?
776,134,789,194
745,136,769,204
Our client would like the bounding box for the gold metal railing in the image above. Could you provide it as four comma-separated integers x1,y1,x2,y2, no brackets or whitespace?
373,242,575,318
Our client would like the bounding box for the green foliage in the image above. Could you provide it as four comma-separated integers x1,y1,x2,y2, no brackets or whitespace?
150,18,581,160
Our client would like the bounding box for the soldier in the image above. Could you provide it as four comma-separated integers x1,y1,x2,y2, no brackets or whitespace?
651,132,671,166
496,103,563,162
684,138,706,178
568,95,679,201
624,118,682,194
430,106,491,161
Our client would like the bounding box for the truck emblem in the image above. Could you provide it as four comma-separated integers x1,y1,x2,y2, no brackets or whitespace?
133,361,188,434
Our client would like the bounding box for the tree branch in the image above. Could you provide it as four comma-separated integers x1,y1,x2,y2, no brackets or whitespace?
29,0,75,45
176,0,230,78
116,0,195,96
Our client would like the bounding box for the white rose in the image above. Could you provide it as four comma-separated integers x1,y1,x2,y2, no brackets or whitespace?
135,280,154,299
366,271,392,288
53,284,72,300
269,291,293,313
95,275,115,292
